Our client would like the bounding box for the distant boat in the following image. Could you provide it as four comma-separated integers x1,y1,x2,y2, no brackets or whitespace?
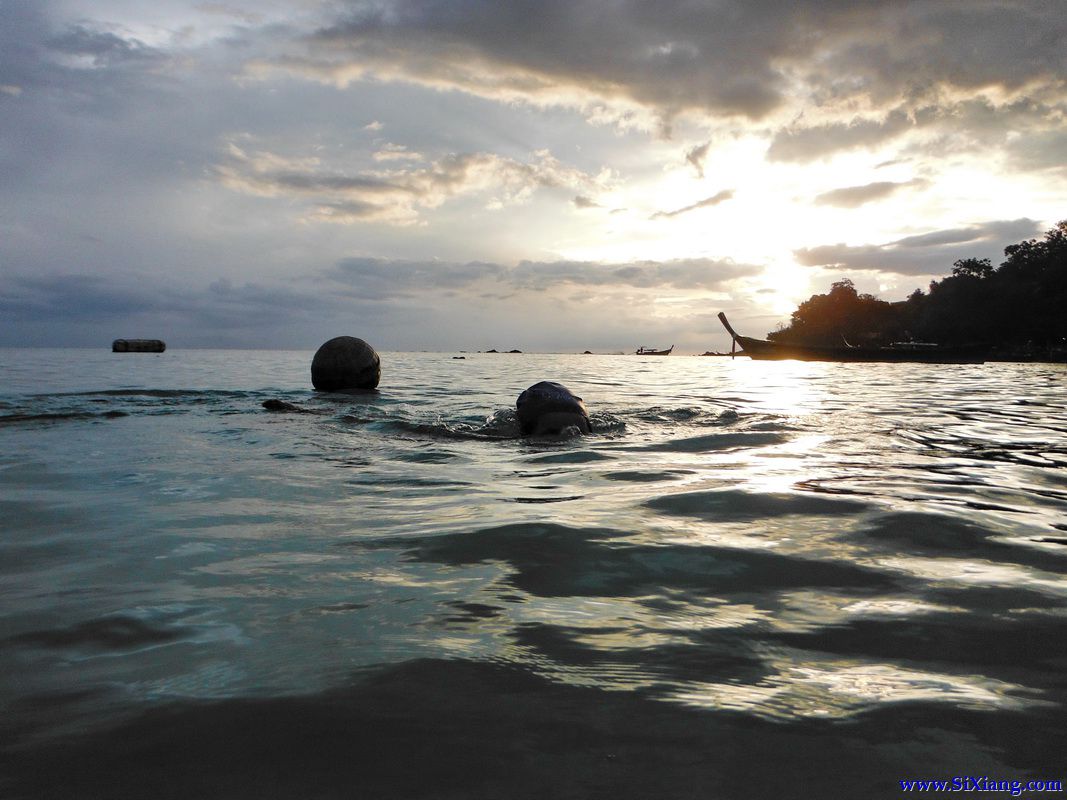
635,345,674,355
112,339,166,353
716,313,986,363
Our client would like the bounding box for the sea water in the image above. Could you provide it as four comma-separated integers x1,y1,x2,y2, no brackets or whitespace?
1,348,1065,799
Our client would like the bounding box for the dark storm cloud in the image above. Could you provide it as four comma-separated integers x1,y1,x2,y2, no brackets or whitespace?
0,274,166,321
794,218,1044,275
264,0,1066,150
0,272,330,328
298,0,788,121
814,179,928,208
0,267,368,348
47,26,162,67
650,190,734,220
0,3,53,91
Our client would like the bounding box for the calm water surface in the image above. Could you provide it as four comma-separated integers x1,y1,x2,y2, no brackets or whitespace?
2,349,1066,798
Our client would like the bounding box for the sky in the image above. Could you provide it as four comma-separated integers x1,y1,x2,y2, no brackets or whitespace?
1,0,1064,352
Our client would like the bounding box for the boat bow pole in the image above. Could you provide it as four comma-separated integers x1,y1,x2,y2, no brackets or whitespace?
717,312,739,358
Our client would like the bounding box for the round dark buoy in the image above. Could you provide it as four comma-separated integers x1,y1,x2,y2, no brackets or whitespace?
516,381,591,436
311,336,381,391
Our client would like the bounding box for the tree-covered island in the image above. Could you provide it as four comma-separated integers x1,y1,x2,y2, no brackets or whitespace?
768,220,1067,360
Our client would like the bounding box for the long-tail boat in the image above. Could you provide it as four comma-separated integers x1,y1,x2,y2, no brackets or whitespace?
635,345,674,355
716,313,985,363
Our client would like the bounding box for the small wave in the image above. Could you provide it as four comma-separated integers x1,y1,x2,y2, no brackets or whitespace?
387,417,519,441
10,615,186,652
630,431,788,453
0,410,128,426
646,489,869,521
38,389,252,399
588,412,626,434
635,406,704,422
1036,537,1067,546
349,408,622,442
897,428,1067,467
632,407,741,427
401,522,893,598
527,451,616,464
603,469,694,482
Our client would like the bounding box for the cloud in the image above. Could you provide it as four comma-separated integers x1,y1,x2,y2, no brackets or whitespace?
0,269,361,348
242,1,1066,147
813,179,929,208
46,25,163,68
372,143,423,162
768,93,1067,165
0,274,166,321
768,111,914,162
249,2,791,127
685,142,710,178
194,4,265,25
1005,128,1067,176
215,141,610,225
331,258,506,299
0,272,328,325
794,219,1045,276
330,255,759,298
650,189,734,220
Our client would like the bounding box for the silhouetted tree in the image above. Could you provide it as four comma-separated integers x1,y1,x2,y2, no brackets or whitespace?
951,258,994,279
769,220,1066,356
768,278,904,346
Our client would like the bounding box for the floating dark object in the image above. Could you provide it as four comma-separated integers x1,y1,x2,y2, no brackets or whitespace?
516,381,591,437
508,349,522,354
717,312,986,363
112,339,165,353
635,345,673,355
262,399,306,413
452,356,466,359
311,336,381,391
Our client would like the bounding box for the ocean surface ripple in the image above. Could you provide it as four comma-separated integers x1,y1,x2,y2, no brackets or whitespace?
1,349,1065,798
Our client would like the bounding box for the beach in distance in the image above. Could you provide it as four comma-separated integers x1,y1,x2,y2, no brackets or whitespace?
2,347,1066,799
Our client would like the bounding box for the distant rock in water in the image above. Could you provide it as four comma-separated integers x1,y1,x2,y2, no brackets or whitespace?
112,339,165,353
311,337,380,391
516,381,591,437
